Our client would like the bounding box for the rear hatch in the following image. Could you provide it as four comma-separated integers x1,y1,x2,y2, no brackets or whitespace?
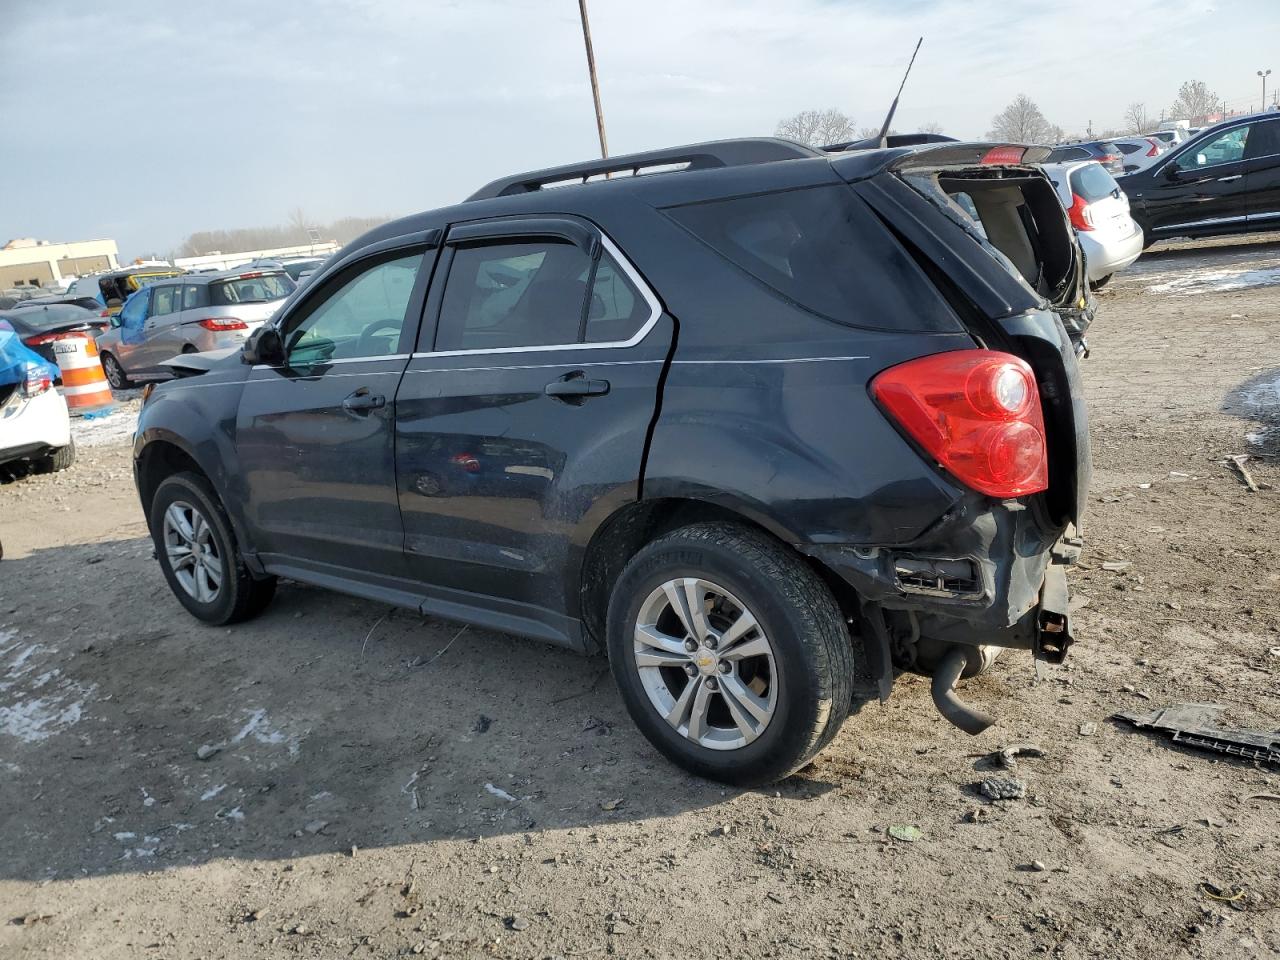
831,142,1091,528
204,271,296,330
1067,162,1136,240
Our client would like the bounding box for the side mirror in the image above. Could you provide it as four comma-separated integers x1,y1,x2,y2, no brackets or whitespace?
109,314,122,329
1163,163,1180,181
242,325,286,366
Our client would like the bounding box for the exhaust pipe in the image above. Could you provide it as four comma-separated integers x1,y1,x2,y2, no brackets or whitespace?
930,647,995,735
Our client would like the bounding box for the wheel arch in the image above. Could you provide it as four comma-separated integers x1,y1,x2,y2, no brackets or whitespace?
576,496,861,650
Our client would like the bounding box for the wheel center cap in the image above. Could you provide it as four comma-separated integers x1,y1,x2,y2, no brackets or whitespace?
695,647,718,676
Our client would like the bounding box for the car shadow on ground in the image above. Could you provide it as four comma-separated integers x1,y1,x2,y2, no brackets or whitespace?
1223,366,1280,459
0,537,837,882
1140,235,1279,266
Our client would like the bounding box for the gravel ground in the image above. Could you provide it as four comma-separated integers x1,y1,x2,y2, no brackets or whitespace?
1,236,1278,959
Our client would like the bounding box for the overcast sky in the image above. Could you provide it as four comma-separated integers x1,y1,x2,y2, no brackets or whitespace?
4,0,1276,259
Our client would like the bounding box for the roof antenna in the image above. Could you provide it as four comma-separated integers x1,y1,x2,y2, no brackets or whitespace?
876,37,923,149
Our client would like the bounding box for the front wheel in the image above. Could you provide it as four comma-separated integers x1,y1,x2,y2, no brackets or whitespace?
606,522,856,786
149,471,276,625
101,352,131,390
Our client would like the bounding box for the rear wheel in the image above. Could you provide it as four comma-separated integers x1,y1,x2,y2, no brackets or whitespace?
606,522,856,786
149,471,276,625
38,440,76,473
101,352,131,389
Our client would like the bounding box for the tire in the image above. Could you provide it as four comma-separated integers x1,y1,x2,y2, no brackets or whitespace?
606,522,856,786
1090,274,1112,291
148,471,276,625
38,440,76,473
101,352,131,390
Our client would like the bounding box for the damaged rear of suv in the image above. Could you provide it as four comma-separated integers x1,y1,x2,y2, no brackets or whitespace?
134,136,1090,786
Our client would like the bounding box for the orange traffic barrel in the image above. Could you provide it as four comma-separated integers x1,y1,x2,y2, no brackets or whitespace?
53,335,115,416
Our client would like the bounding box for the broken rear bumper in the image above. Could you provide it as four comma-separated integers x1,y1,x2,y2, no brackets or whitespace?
803,499,1077,660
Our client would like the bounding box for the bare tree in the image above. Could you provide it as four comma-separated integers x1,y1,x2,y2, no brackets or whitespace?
1168,80,1220,124
986,94,1055,143
176,215,391,259
1123,102,1152,135
775,108,855,147
286,206,312,244
856,125,898,140
918,121,945,135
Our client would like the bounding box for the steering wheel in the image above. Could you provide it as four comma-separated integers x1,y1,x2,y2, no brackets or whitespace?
356,319,402,355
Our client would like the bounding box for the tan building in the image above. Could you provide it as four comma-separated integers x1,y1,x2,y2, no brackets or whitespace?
0,237,120,290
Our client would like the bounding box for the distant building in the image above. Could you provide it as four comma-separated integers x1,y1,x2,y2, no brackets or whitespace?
0,237,120,289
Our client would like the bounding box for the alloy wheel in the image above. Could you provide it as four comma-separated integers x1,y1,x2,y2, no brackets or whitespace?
633,578,777,751
103,355,125,389
162,500,223,603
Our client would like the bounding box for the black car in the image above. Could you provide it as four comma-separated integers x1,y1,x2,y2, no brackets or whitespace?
1046,140,1125,176
133,137,1091,785
0,302,110,371
1116,113,1280,246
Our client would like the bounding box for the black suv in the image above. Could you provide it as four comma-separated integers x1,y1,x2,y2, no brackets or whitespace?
134,138,1091,785
1116,112,1280,246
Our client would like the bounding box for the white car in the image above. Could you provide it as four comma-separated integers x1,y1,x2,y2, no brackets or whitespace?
0,363,75,472
1041,161,1144,288
1108,136,1168,173
1150,129,1186,148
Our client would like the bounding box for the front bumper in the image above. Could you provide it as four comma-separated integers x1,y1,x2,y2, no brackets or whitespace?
0,388,71,464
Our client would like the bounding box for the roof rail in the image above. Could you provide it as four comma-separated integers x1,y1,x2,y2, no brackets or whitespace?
466,137,821,201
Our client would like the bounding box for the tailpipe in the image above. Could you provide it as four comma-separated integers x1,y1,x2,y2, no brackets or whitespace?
930,647,995,736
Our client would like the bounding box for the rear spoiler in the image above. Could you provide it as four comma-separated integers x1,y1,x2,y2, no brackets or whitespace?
831,142,1055,182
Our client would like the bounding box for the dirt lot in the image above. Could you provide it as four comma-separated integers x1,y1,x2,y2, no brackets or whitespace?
2,236,1278,959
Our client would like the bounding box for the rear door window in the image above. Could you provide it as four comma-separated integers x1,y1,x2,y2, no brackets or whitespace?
181,284,206,310
1244,119,1280,159
664,184,958,332
434,240,593,351
151,285,181,317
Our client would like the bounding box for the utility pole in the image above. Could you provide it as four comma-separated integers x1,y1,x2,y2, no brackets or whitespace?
577,0,609,160
1259,69,1272,112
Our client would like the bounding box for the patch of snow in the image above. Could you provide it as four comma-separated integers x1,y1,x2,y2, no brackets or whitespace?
72,405,138,448
113,832,136,842
1,637,94,743
1146,264,1280,296
484,783,517,803
230,707,301,755
201,784,226,801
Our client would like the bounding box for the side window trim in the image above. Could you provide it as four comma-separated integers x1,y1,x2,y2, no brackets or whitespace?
414,232,660,358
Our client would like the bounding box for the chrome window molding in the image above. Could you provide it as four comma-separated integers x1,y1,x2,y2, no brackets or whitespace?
411,233,662,359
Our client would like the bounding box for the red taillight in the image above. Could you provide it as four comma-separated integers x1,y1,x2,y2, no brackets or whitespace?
871,350,1048,499
238,271,264,279
449,453,481,473
1144,138,1159,157
22,370,53,397
981,146,1026,165
197,317,248,331
1066,193,1094,232
24,331,78,347
99,308,109,317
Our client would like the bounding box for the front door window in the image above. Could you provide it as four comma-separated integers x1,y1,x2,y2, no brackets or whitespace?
1176,126,1251,171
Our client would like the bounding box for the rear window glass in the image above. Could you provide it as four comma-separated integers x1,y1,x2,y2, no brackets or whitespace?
663,184,958,332
8,303,97,330
1069,163,1119,203
210,273,294,305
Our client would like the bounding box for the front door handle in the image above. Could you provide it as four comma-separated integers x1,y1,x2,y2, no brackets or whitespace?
1217,174,1243,182
342,389,386,414
544,372,609,401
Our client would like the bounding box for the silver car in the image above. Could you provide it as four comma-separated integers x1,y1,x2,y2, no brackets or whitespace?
1041,161,1144,289
98,268,295,388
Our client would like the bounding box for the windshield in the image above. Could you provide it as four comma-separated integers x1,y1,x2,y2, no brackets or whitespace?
210,273,294,305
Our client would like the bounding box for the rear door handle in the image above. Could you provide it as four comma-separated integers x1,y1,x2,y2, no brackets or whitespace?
342,389,386,413
544,372,610,401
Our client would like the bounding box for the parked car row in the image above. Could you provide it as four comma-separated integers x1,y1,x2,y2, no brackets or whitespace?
98,266,297,388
